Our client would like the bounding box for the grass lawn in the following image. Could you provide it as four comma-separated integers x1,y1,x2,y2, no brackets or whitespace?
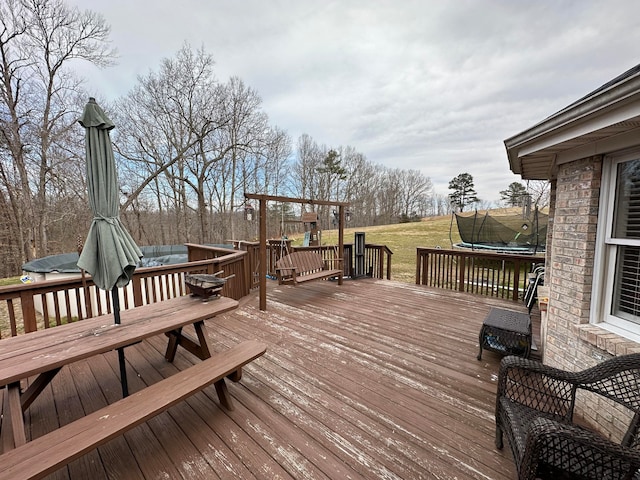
0,276,21,286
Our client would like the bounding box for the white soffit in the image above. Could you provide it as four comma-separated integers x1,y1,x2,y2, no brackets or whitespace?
555,124,640,164
518,101,640,159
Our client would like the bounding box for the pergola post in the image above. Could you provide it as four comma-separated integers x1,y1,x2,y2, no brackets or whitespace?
259,197,267,311
338,205,345,286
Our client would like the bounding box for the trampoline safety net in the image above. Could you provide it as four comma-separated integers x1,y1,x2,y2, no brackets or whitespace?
454,210,547,253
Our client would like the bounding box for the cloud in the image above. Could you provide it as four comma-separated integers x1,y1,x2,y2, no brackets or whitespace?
69,0,640,201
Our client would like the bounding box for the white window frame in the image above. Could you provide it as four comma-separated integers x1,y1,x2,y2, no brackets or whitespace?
592,148,640,342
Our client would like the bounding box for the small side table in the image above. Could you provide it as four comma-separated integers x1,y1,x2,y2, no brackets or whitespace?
477,307,532,360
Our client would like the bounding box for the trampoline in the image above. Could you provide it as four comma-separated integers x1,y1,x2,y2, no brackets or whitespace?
453,209,547,254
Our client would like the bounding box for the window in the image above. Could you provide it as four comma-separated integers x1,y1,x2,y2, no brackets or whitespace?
597,152,640,339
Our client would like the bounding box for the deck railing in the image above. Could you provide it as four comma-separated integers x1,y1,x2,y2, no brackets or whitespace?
228,240,392,289
360,244,393,280
0,240,394,338
230,240,261,290
0,244,250,338
416,247,544,302
261,242,392,283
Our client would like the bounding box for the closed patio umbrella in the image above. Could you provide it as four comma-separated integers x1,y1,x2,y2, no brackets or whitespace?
77,97,143,397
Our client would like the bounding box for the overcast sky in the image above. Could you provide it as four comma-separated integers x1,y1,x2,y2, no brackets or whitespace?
68,0,640,202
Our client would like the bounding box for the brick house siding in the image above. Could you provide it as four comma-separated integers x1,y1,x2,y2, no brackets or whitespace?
504,64,640,450
544,156,602,370
544,155,640,441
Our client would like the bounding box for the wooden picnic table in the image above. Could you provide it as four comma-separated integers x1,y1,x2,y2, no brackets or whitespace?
0,294,239,451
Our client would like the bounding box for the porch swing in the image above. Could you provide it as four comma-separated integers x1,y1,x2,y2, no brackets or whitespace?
274,210,341,285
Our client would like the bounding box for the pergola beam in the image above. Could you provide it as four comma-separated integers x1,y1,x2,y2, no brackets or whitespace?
244,193,349,207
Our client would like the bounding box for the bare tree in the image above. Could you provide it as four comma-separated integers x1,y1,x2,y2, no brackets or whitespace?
377,168,402,223
292,134,323,202
0,0,114,271
114,44,229,243
354,162,382,225
212,76,273,241
430,193,452,216
526,180,550,208
197,78,290,242
232,125,291,240
291,134,435,227
260,126,292,196
337,145,374,226
115,44,290,244
397,169,433,220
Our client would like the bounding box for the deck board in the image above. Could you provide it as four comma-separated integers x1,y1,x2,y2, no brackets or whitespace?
9,278,534,479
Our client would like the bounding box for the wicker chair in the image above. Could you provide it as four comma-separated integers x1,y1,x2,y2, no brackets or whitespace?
495,354,640,480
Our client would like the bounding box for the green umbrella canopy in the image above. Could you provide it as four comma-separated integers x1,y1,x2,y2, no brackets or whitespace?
77,98,143,291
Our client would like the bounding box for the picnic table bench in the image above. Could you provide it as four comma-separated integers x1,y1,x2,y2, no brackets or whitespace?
0,295,266,480
0,340,266,480
275,250,342,285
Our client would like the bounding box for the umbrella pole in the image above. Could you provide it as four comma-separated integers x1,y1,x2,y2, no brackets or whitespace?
112,287,129,397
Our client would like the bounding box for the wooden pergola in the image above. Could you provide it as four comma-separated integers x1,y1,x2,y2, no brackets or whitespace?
244,193,350,310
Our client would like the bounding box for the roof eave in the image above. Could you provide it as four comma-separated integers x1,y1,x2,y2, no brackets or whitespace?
505,71,640,179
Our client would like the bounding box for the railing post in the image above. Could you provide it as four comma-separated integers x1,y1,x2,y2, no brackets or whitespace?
259,198,267,310
415,249,421,284
132,277,144,307
512,259,522,302
19,291,37,333
243,250,252,294
386,250,392,280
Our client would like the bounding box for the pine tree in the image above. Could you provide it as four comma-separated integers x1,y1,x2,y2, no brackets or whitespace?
500,182,528,207
448,173,479,212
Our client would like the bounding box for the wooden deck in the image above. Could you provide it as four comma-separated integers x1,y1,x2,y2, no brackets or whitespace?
2,278,538,479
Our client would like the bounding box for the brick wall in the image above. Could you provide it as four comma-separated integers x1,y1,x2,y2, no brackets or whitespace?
543,155,638,441
544,156,602,370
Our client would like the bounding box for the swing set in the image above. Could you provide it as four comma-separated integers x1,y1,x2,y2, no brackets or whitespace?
244,193,349,311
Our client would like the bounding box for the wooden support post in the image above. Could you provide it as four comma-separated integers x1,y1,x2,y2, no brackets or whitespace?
165,322,212,361
19,292,37,334
7,383,26,448
459,255,466,292
513,260,522,302
338,205,345,285
214,379,234,410
259,197,267,311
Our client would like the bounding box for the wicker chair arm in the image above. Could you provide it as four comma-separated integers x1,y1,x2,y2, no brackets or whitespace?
497,356,579,418
519,417,640,480
499,355,584,384
500,352,640,400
